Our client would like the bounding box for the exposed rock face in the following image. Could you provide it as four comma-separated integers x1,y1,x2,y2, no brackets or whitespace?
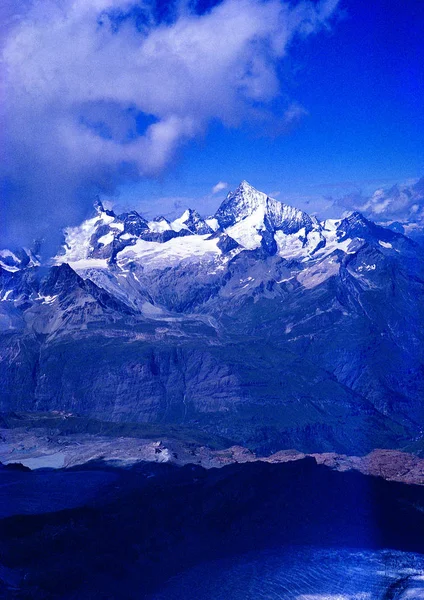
0,181,423,455
215,180,313,233
2,415,423,485
310,449,424,485
174,208,213,235
0,247,40,272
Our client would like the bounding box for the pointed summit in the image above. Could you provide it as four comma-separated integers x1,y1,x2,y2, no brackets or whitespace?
94,196,115,218
120,211,149,236
214,181,313,234
94,196,104,214
238,179,255,191
41,263,82,296
336,211,405,247
214,181,269,229
171,208,213,235
211,181,315,253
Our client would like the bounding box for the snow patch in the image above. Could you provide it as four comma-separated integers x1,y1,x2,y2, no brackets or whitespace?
206,218,219,232
275,230,305,259
142,302,165,316
0,261,19,272
226,207,266,250
321,219,341,231
148,218,172,233
67,259,109,272
60,213,115,262
297,258,340,289
97,232,115,246
117,234,221,269
110,222,124,231
36,294,58,304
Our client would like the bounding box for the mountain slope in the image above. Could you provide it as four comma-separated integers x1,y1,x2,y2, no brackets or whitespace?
0,182,423,454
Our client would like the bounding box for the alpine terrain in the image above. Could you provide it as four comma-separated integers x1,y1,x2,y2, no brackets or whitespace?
1,181,423,455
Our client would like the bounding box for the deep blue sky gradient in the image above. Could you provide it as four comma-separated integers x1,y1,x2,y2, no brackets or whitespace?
115,0,424,218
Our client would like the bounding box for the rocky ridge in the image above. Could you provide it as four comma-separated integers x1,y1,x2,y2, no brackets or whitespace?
1,414,424,485
0,181,423,456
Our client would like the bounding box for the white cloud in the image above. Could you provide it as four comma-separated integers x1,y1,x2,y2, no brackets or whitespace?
212,181,229,194
336,177,424,224
281,102,309,131
1,0,339,248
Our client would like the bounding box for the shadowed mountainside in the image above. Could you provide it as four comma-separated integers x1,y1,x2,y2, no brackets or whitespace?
1,182,423,455
1,458,424,598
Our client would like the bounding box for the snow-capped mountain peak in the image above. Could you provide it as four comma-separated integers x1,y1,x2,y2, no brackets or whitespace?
119,211,149,236
171,208,213,235
213,181,314,252
214,181,270,229
46,179,420,280
214,181,313,233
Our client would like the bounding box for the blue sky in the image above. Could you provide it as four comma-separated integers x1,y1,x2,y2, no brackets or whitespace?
1,0,423,247
116,0,424,218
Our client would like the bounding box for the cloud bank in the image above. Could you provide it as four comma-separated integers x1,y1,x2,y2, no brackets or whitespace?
336,177,424,226
1,0,339,250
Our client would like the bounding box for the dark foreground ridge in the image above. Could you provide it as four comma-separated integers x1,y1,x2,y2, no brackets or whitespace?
1,458,424,598
2,412,424,484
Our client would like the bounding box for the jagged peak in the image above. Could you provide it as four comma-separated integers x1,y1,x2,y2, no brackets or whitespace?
215,182,268,228
335,210,412,247
94,197,104,214
184,207,203,219
172,208,213,235
120,210,147,223
237,179,257,192
337,211,382,236
94,197,115,218
215,181,313,234
40,262,81,294
218,180,308,217
231,180,267,200
174,207,206,222
345,211,369,224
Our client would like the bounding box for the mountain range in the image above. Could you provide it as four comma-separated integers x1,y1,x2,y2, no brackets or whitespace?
1,181,423,455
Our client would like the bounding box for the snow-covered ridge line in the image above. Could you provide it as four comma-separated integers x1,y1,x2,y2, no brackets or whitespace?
55,180,330,267
0,181,418,321
1,181,411,278
0,248,40,272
